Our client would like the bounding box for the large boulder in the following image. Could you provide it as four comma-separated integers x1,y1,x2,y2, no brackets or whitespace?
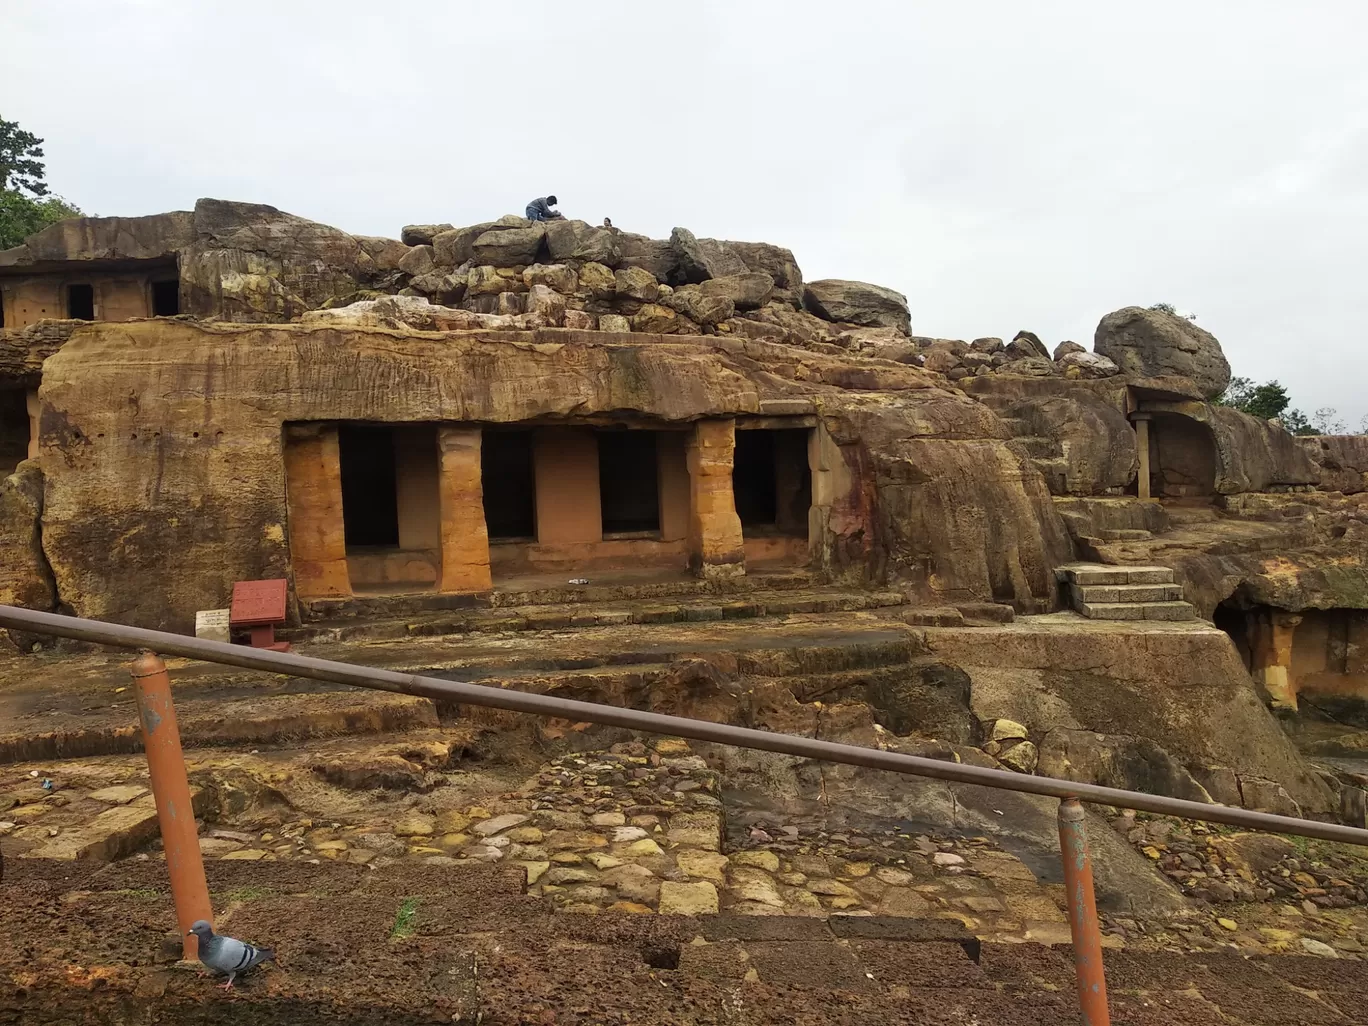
432,222,496,267
719,242,802,305
665,286,734,326
471,225,546,267
1094,307,1232,399
545,220,620,266
803,279,911,335
697,272,773,311
670,228,747,283
1058,350,1120,379
615,233,677,281
400,223,454,246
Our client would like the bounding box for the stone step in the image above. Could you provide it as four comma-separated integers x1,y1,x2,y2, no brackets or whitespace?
1076,600,1197,622
285,588,907,645
303,569,818,621
1095,529,1153,541
1056,562,1175,587
0,619,923,763
1071,582,1183,605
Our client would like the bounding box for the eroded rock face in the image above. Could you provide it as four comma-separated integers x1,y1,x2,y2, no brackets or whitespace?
936,627,1337,816
1005,390,1138,495
670,228,747,283
803,279,911,335
0,462,55,614
0,211,194,266
33,320,1071,630
1094,307,1232,399
1298,434,1368,494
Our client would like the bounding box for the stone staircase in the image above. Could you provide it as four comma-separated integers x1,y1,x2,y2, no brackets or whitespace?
1056,562,1197,621
999,416,1072,492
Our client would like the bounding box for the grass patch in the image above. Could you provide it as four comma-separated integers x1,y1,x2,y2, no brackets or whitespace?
222,886,273,903
391,897,420,939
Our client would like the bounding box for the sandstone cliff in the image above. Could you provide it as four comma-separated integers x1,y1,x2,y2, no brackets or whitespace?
33,320,1071,631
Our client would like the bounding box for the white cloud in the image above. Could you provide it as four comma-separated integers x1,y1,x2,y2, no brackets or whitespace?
3,0,1366,423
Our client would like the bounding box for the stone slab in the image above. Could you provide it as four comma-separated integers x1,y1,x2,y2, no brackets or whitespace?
1121,566,1176,585
1143,601,1197,621
1073,583,1182,605
1076,601,1148,620
22,788,206,861
1056,563,1129,587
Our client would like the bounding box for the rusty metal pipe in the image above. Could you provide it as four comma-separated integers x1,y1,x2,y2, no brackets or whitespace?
3,603,1368,846
131,651,213,960
1059,798,1110,1026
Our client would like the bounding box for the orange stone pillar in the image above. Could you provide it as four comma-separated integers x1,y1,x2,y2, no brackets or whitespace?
686,419,745,579
1251,609,1302,710
437,426,493,593
283,424,352,599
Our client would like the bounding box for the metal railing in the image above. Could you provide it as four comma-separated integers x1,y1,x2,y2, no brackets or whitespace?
4,603,1366,1026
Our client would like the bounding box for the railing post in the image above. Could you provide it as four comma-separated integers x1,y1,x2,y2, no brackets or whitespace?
1058,797,1109,1026
131,651,213,960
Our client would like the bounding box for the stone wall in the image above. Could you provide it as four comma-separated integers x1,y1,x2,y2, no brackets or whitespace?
32,320,1071,630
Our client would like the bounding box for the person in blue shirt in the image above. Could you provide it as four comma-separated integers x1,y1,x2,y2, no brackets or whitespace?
525,195,563,222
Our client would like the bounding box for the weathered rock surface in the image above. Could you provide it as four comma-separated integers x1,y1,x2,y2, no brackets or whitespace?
1058,349,1120,378
182,199,380,322
670,228,747,283
1005,390,1138,495
545,220,620,266
399,224,453,247
1298,434,1368,494
30,319,1078,629
697,272,774,310
803,279,911,335
472,225,545,267
931,622,1337,816
720,241,802,305
0,462,55,617
0,210,194,267
1094,307,1232,399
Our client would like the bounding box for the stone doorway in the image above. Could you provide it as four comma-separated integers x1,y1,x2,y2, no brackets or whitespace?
1148,413,1217,498
481,429,536,541
338,424,441,592
598,429,661,536
734,427,812,565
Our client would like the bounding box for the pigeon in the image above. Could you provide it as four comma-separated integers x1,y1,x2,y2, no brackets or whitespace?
187,920,274,989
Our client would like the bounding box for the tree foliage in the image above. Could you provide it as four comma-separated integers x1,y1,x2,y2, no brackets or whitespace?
1215,376,1292,420
1216,376,1353,436
0,116,82,249
0,118,48,195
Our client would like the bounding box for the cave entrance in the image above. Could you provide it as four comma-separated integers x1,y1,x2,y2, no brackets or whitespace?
1149,413,1217,498
598,429,661,536
338,423,441,591
482,429,537,541
734,427,812,564
66,283,95,321
151,279,180,316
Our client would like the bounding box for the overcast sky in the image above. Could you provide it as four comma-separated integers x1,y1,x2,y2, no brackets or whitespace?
5,1,1366,427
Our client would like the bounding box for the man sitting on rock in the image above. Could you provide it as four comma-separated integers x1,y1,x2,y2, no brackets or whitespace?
525,195,564,222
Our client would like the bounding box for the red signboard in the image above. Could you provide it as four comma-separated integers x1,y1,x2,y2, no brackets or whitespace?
229,579,288,627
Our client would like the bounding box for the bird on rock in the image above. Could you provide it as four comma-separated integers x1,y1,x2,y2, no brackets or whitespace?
188,920,274,989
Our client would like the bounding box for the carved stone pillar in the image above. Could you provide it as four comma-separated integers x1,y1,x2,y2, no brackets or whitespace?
437,426,493,593
686,419,745,579
283,423,352,599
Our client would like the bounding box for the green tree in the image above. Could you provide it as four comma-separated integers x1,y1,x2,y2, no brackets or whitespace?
1215,377,1292,420
0,116,82,250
